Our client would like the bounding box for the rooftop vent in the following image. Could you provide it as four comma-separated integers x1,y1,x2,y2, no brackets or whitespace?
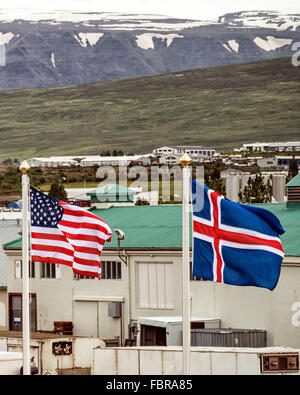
286,186,300,202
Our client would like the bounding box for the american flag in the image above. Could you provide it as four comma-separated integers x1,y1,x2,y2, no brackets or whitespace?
30,187,112,278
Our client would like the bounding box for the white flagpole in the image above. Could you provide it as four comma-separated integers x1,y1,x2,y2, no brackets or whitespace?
180,153,192,375
19,160,31,375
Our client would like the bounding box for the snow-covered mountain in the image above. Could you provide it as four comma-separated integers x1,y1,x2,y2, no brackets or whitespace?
219,10,300,31
0,9,299,90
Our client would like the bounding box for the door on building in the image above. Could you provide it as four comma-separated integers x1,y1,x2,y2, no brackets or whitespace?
140,325,167,346
8,294,37,332
73,300,122,343
73,301,98,337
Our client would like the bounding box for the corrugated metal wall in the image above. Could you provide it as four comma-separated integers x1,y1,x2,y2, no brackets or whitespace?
191,329,267,348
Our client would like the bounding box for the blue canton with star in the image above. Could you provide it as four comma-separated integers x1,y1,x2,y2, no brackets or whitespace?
30,187,64,228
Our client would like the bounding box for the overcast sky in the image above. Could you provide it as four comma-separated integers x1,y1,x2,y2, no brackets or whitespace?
1,0,300,20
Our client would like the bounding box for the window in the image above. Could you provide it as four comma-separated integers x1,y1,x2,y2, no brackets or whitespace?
31,261,35,278
8,294,37,332
102,261,121,279
137,262,173,309
14,260,21,279
74,261,122,280
74,274,96,280
14,260,35,279
40,262,60,279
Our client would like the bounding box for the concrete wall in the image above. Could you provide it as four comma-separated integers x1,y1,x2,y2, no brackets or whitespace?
41,337,104,375
92,346,300,375
0,335,104,375
0,352,22,375
190,259,300,348
5,248,300,349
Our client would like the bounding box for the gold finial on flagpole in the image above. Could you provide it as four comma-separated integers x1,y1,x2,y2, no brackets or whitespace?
19,160,31,174
180,152,192,168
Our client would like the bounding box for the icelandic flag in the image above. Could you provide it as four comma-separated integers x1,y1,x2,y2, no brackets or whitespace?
191,179,285,291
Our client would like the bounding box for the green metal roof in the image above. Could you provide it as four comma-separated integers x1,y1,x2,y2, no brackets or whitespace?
87,184,137,196
4,237,22,249
3,205,190,250
90,205,191,249
286,173,300,187
87,184,138,203
250,203,300,256
4,203,300,256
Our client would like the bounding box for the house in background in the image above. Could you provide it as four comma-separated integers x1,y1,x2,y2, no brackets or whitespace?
86,184,159,208
153,145,216,159
241,141,300,153
27,155,152,168
86,184,140,208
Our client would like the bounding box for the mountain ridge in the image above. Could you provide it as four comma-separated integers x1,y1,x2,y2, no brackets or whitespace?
0,9,299,90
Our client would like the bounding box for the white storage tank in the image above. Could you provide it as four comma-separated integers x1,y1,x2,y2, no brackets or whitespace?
272,174,286,203
226,175,240,202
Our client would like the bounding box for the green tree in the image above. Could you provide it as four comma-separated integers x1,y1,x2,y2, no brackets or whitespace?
289,157,299,179
204,164,225,195
239,174,271,203
207,178,226,195
48,182,67,201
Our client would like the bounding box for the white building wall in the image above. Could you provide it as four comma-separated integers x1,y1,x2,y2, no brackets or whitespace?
0,290,7,330
129,253,183,325
92,346,300,375
190,260,300,348
6,251,129,342
0,352,23,375
5,248,300,349
0,335,105,375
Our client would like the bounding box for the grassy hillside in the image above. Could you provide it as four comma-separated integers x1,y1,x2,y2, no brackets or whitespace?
0,56,299,161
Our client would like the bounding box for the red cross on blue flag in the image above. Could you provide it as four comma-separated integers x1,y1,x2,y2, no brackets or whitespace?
191,179,285,290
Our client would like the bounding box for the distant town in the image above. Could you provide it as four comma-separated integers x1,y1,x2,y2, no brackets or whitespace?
24,141,300,168
0,141,299,211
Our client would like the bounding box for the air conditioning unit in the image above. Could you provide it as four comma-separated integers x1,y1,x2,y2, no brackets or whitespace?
108,302,121,318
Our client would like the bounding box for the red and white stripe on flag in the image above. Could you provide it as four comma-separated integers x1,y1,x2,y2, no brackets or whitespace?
31,199,112,279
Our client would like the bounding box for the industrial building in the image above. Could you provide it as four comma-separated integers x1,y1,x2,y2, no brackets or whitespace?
241,141,300,153
1,174,300,374
1,175,300,348
152,145,216,158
